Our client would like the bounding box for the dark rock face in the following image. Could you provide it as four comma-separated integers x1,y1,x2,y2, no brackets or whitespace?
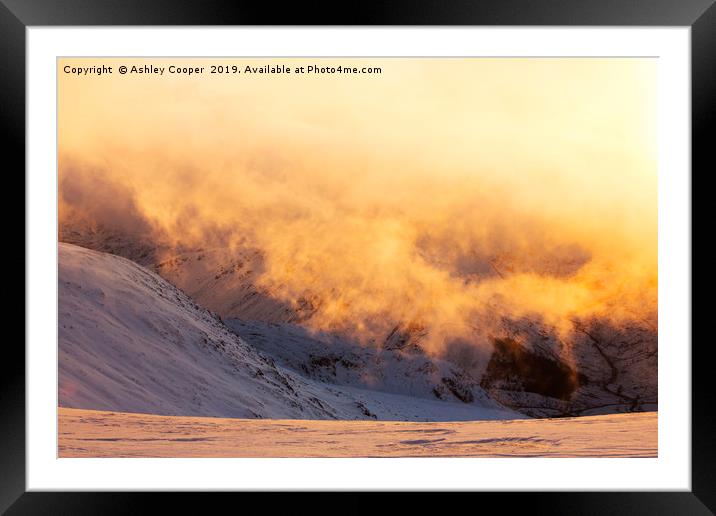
384,322,428,353
480,338,582,402
440,376,475,404
478,318,657,418
569,319,657,414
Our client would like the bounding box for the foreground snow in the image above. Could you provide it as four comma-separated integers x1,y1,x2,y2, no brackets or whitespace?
58,408,657,458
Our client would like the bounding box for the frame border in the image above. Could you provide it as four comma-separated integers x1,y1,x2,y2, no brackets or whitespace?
5,0,710,511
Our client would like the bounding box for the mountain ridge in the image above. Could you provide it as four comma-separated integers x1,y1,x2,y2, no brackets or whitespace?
59,242,521,421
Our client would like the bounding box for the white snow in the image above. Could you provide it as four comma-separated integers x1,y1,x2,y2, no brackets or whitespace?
58,407,657,458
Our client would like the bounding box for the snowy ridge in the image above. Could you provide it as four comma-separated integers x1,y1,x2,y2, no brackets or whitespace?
59,243,520,421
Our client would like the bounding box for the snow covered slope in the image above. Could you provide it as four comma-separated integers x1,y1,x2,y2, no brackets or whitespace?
151,246,657,417
228,319,496,406
150,247,657,416
58,227,657,419
59,243,519,421
154,246,313,324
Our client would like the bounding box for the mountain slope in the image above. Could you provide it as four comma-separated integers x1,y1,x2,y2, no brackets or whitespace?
59,243,519,421
58,227,657,419
59,243,337,419
228,319,497,406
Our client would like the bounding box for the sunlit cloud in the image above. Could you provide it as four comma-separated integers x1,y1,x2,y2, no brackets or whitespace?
59,57,657,352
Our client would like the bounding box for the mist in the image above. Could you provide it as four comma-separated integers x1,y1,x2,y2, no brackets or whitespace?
58,57,657,352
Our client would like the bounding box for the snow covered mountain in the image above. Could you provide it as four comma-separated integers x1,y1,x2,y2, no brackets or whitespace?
151,245,657,418
58,243,520,421
58,224,657,419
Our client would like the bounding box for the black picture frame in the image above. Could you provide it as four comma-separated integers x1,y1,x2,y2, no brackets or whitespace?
4,0,710,511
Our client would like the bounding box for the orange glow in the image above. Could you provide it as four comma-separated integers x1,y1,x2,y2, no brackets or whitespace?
59,57,657,350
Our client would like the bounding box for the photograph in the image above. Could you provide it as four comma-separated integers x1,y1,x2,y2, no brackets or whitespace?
57,56,658,458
